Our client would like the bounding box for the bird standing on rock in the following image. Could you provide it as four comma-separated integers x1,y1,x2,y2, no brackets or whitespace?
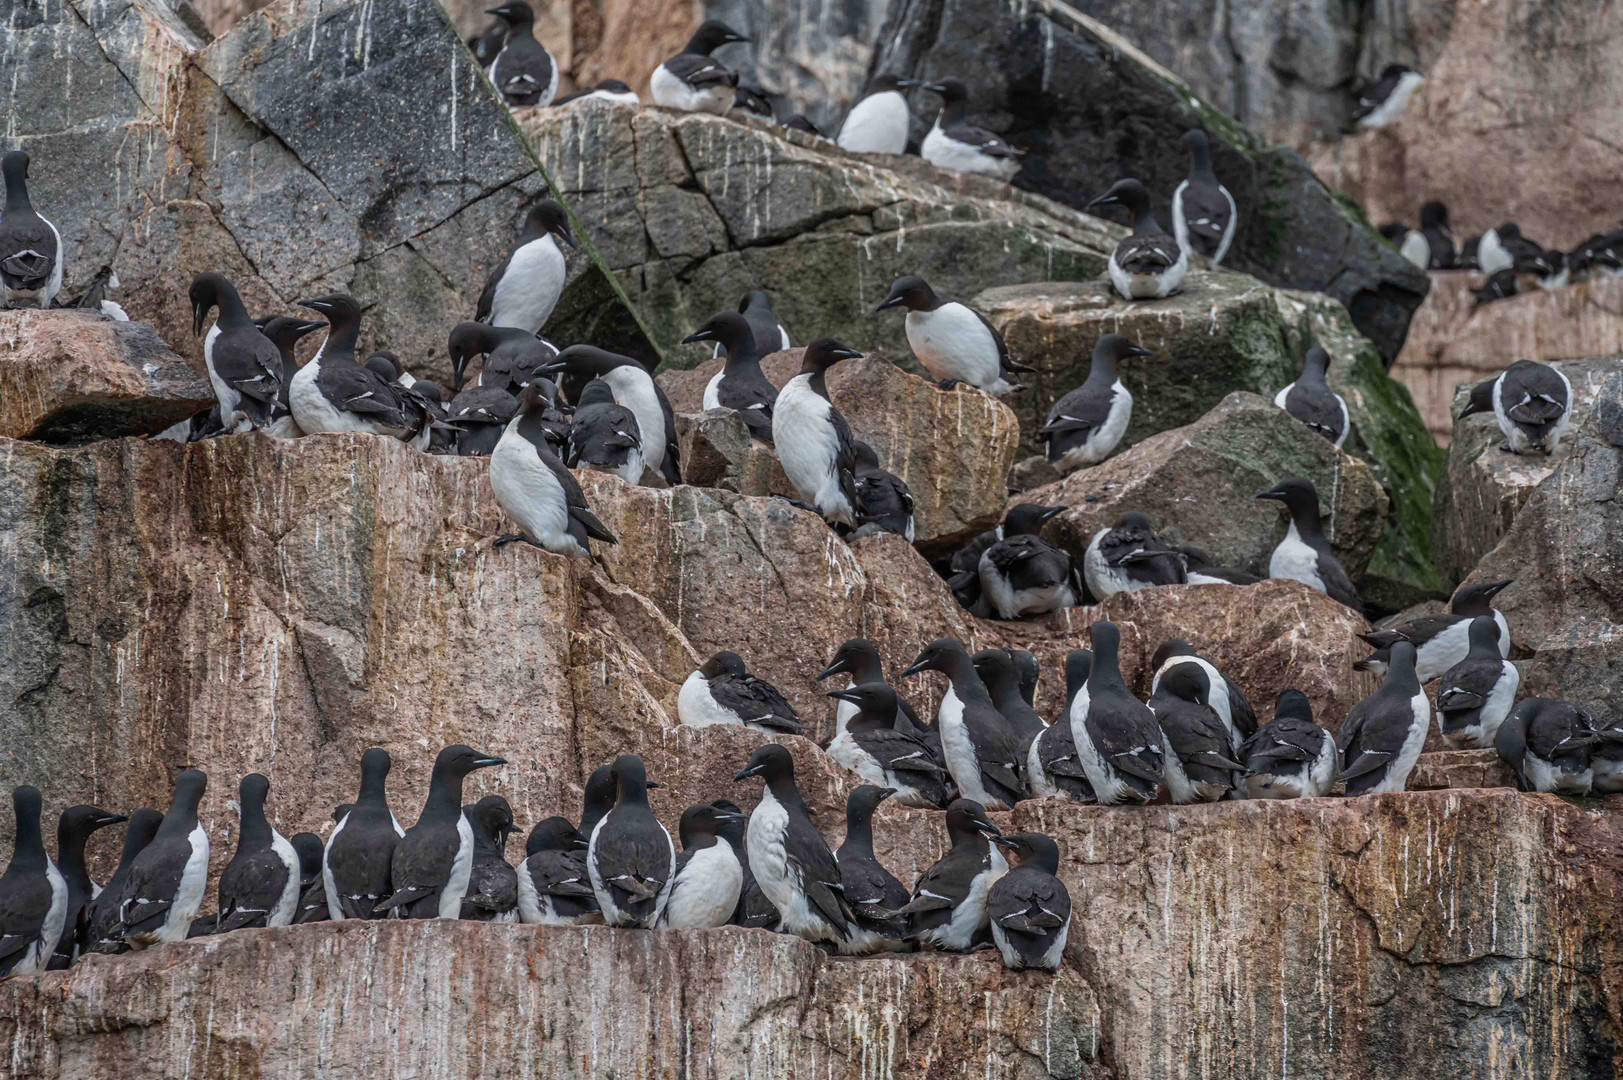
257,315,326,439
1070,621,1166,805
1028,650,1096,802
566,377,643,483
1084,511,1187,599
852,441,916,541
587,755,675,928
735,744,854,945
539,345,679,484
651,21,748,115
290,294,412,437
823,682,952,809
0,786,67,976
1497,699,1599,795
1355,579,1513,681
919,78,1022,181
1150,640,1257,754
459,795,520,922
1171,130,1236,267
837,73,917,155
1435,617,1520,750
84,809,161,955
1351,64,1424,130
489,382,619,557
902,639,1026,810
987,832,1071,971
477,200,575,337
113,769,209,949
685,309,779,442
324,748,404,922
977,510,1081,620
834,786,911,955
379,746,506,919
0,151,63,309
1148,666,1242,803
212,773,301,933
1042,334,1146,470
1088,179,1187,299
876,275,1030,394
1459,360,1572,456
1338,642,1430,795
1237,690,1338,800
772,338,864,529
191,273,284,434
516,817,598,925
892,798,1006,952
658,803,747,930
678,651,802,734
1274,347,1348,449
485,1,558,107
1257,477,1361,611
46,805,126,969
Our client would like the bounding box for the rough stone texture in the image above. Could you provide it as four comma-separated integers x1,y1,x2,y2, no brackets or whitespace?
1432,356,1623,588
1469,374,1623,722
1393,274,1623,444
520,99,1114,365
0,312,213,442
1410,749,1516,791
673,409,796,496
866,0,1431,363
1028,392,1390,586
1311,0,1623,251
658,352,1020,552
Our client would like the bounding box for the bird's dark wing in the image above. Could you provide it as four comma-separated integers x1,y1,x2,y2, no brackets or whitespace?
990,870,1070,935
1115,235,1179,275
475,250,514,323
715,373,778,439
852,727,948,777
216,330,285,413
1043,384,1113,437
1239,718,1325,775
568,404,642,467
1178,182,1232,256
830,406,860,514
317,364,410,426
664,53,736,88
1283,385,1346,440
0,881,50,966
0,214,59,288
942,122,1023,160
969,308,1028,374
1087,705,1165,783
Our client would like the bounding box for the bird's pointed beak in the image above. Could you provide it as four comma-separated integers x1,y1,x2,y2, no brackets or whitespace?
534,359,567,376
975,818,1001,837
922,82,948,94
720,810,749,822
681,329,716,345
879,787,896,800
644,780,662,789
733,765,763,782
1484,579,1514,597
555,224,578,250
473,756,507,768
825,689,863,704
990,834,1018,849
1127,345,1154,358
831,347,864,361
299,320,327,335
1085,192,1119,211
574,838,590,849
1040,506,1065,521
1256,487,1286,503
98,813,129,826
875,293,906,312
894,79,918,90
191,303,207,337
899,658,930,678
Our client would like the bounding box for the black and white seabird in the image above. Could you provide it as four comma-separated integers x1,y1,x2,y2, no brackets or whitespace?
447,321,555,397
1459,360,1573,456
1471,269,1519,306
684,309,779,442
290,294,412,437
1084,511,1187,599
679,650,802,734
1087,179,1188,300
114,769,209,949
833,785,910,954
490,383,619,557
892,798,1006,952
587,754,676,928
446,385,520,457
83,809,161,955
212,773,301,932
538,345,680,484
1274,347,1349,449
711,798,779,929
552,79,641,106
1257,477,1361,610
476,200,575,336
1570,229,1623,282
1589,718,1623,795
324,747,404,921
485,2,559,107
290,833,330,924
0,786,67,976
1351,63,1424,130
650,21,748,115
1043,334,1146,470
516,817,599,925
919,78,1022,181
1477,224,1516,276
815,637,931,743
1069,621,1166,804
823,682,952,809
852,441,916,541
1337,641,1431,795
987,832,1070,971
1012,650,1039,706
190,273,284,433
469,17,506,66
73,264,127,320
977,509,1081,619
257,316,325,438
901,639,1026,810
0,151,63,309
772,338,864,529
1416,201,1457,269
1150,640,1257,753
735,744,854,944
836,73,918,155
1172,130,1237,267
46,805,126,969
1435,616,1520,750
657,803,748,929
1237,690,1338,800
1354,578,1513,681
1177,545,1261,585
459,795,519,922
1396,225,1431,271
1497,698,1598,795
720,289,791,359
567,377,643,482
876,275,1031,394
971,650,1048,759
578,763,617,840
947,503,1064,616
1028,649,1096,802
378,745,506,919
1148,666,1243,803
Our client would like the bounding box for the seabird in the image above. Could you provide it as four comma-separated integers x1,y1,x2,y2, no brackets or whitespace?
987,832,1070,971
1397,226,1431,270
1172,130,1237,266
578,763,617,839
290,294,412,437
946,503,1064,615
1590,718,1623,795
1477,225,1514,276
485,2,559,107
823,682,953,808
1042,334,1147,469
567,377,643,482
290,833,330,924
684,309,779,442
1257,477,1361,610
1459,360,1573,455
538,345,679,483
587,754,676,928
0,786,67,976
489,383,619,557
1087,179,1188,299
445,384,520,457
711,798,779,929
377,745,506,919
1150,640,1258,753
73,264,127,320
1471,268,1519,306
837,73,918,155
771,338,864,529
1028,649,1096,802
783,114,825,137
852,441,916,541
734,744,854,943
459,795,520,922
815,637,930,741
190,273,284,433
724,289,791,358
657,803,747,929
1084,511,1188,599
901,638,1026,810
212,773,301,932
1497,698,1598,795
732,80,775,119
833,785,910,954
1435,616,1520,749
1352,64,1424,130
0,151,63,309
447,321,555,396
516,817,599,925
82,809,161,955
971,649,1048,764
1459,233,1483,271
1178,544,1261,585
475,200,575,336
1069,620,1166,804
1237,690,1338,800
650,21,748,115
1012,651,1039,706
113,769,209,949
1416,201,1457,268
468,17,506,66
891,799,1006,952
919,78,1022,181
257,316,325,438
679,650,802,734
977,510,1081,619
1274,347,1349,448
552,79,641,106
1354,579,1512,681
876,275,1031,394
1148,665,1243,803
1337,641,1431,795
407,379,455,453
46,805,126,969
